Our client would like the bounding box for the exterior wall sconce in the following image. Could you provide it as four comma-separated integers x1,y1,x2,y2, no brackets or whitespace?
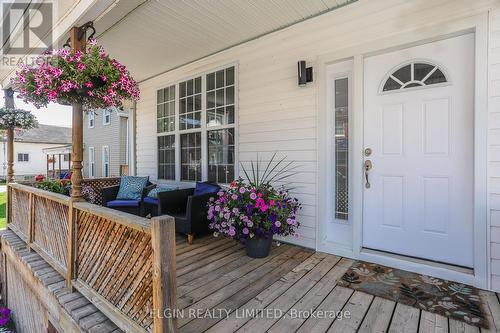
298,61,313,86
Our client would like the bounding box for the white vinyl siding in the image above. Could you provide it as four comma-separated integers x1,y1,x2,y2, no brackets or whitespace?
83,110,128,178
489,8,500,292
135,0,500,253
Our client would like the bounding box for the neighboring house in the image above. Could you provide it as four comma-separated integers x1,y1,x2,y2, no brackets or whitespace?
82,108,129,178
0,124,71,181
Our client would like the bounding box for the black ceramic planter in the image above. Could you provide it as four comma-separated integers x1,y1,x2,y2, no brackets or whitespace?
245,237,272,258
76,76,106,96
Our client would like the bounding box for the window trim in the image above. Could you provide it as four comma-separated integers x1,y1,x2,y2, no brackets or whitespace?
379,59,451,95
102,145,110,177
88,112,95,128
156,62,239,184
103,110,111,126
88,146,95,178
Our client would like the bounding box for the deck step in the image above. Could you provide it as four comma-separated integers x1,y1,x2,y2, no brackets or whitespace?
0,229,123,333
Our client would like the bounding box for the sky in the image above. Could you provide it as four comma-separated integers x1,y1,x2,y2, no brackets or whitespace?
1,93,72,128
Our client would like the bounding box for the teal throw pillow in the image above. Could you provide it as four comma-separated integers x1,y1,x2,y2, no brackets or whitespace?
116,176,149,201
147,185,179,199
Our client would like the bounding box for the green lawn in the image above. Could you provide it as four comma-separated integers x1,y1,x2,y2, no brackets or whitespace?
0,192,6,229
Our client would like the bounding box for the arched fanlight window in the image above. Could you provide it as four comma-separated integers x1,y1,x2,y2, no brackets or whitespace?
382,61,448,92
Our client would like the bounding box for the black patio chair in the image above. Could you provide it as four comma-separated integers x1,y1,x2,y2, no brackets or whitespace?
158,182,220,244
102,180,155,216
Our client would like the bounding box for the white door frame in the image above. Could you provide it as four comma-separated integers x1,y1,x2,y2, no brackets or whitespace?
316,14,489,289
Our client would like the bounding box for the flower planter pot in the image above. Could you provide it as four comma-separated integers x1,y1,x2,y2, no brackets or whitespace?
76,76,106,96
245,237,272,258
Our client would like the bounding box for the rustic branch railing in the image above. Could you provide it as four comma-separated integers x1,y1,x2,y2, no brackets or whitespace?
7,183,177,333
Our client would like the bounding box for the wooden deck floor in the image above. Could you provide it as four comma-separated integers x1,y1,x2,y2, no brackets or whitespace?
2,229,500,333
175,235,500,333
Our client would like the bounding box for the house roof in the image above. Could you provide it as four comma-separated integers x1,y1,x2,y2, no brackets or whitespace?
42,144,72,155
10,124,72,145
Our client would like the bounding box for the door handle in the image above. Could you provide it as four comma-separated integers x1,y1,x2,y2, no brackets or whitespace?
364,160,372,189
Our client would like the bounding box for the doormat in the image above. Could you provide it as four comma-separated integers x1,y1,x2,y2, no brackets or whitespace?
338,261,487,328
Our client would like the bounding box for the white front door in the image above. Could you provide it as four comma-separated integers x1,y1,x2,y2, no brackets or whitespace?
362,34,474,268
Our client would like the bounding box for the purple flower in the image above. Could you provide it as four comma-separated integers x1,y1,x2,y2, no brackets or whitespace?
231,194,238,200
242,227,249,234
239,187,246,194
275,221,281,227
228,228,236,237
0,307,10,326
250,192,257,200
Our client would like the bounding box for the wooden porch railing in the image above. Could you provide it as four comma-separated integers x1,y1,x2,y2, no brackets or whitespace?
7,183,177,333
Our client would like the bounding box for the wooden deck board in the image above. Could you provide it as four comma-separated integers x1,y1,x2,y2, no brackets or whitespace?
388,303,420,333
180,249,314,333
3,230,500,333
327,291,374,333
237,253,342,332
418,311,449,333
358,296,397,333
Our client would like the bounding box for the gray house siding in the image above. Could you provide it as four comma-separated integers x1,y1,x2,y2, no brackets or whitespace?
83,109,128,178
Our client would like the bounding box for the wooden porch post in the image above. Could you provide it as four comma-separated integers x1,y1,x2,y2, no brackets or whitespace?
51,154,55,178
151,215,178,333
69,27,85,198
4,89,14,183
58,153,62,178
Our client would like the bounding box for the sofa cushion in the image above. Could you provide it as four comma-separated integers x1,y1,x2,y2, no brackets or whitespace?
147,185,179,199
193,182,220,196
143,197,160,205
107,199,140,207
116,176,149,201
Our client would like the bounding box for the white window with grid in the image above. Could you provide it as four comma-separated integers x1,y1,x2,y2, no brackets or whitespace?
156,65,237,183
88,112,95,128
88,147,95,178
102,146,109,177
103,110,111,125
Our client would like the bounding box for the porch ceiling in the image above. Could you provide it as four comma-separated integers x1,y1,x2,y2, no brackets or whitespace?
95,0,354,82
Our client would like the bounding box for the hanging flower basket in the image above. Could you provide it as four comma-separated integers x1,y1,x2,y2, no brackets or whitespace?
11,40,140,109
0,107,38,130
